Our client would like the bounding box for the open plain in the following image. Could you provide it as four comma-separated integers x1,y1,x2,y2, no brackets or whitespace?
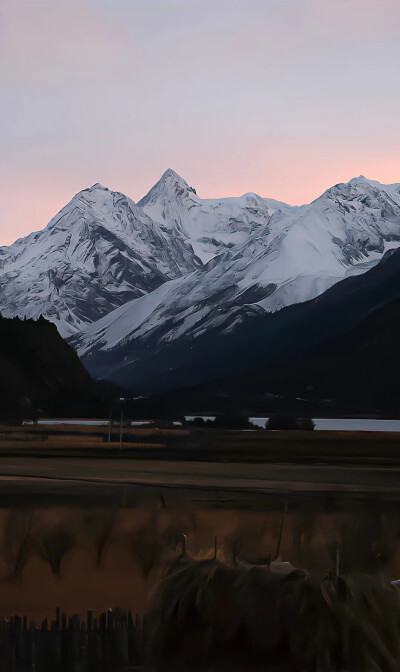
0,423,399,622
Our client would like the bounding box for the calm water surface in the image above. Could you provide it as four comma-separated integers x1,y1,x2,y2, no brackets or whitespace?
186,417,400,432
32,418,400,431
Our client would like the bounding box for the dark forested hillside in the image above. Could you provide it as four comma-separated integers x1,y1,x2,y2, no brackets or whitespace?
134,248,400,416
173,295,400,417
0,315,102,421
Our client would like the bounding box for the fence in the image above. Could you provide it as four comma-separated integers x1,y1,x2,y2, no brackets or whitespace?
0,608,145,671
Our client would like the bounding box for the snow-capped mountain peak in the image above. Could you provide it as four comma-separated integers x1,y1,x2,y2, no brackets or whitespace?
348,174,369,185
0,180,200,336
160,167,190,184
138,169,293,264
88,182,108,190
1,171,400,379
138,168,198,207
71,174,400,367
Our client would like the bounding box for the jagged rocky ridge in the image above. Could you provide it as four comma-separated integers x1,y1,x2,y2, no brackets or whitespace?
1,170,400,393
0,176,200,337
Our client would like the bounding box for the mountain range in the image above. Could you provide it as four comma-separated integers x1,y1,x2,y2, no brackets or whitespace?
1,169,400,408
151,246,400,416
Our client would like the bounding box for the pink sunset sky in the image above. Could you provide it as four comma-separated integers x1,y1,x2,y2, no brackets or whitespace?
1,0,399,245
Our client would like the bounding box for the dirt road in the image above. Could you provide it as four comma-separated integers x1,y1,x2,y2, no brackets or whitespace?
0,456,399,499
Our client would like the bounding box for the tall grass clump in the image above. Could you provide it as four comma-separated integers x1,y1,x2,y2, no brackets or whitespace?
147,538,400,672
147,542,243,670
37,524,76,577
0,510,35,582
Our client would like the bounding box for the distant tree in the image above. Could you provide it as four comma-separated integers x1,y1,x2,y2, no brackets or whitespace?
189,417,206,427
212,414,253,430
265,416,315,431
265,415,297,430
296,417,316,431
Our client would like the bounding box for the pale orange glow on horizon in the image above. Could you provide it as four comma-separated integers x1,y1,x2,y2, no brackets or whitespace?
1,0,399,246
2,156,399,247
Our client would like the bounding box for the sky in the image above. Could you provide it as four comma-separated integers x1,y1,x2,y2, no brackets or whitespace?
1,0,399,245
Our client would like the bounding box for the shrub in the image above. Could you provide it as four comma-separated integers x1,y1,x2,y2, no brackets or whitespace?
265,415,297,430
265,416,315,430
190,417,206,428
212,414,253,430
0,510,35,582
296,417,315,431
147,552,400,672
37,526,75,576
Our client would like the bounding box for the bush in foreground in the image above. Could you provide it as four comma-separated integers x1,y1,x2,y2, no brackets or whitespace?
147,549,400,672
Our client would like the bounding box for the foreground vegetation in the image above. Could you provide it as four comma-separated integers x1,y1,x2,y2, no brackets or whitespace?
1,422,400,465
149,548,400,671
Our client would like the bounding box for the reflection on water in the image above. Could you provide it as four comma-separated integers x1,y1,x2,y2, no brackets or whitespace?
0,495,399,619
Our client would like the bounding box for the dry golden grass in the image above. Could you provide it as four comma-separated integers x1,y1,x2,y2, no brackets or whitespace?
147,548,400,672
2,422,400,457
0,500,398,628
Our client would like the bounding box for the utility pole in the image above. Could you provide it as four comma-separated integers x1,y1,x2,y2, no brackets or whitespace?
108,408,112,444
119,398,125,449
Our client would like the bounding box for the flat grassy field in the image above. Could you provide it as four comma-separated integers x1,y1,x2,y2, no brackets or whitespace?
0,424,399,621
2,422,400,461
0,423,400,502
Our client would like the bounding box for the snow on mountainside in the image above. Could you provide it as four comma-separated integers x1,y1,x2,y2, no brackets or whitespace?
0,182,200,336
1,170,400,383
138,168,292,264
74,175,400,363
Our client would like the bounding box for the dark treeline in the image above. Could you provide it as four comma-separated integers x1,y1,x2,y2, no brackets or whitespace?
0,315,103,422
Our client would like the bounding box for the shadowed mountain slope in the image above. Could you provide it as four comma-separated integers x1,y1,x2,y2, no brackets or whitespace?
0,315,102,420
103,247,400,415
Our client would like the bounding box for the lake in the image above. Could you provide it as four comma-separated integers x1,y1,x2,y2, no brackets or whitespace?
185,417,400,432
25,417,400,431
